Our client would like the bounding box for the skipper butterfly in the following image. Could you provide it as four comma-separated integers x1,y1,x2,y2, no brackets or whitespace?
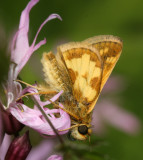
40,35,123,140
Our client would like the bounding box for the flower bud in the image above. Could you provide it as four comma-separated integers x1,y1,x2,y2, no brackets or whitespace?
2,109,24,135
5,131,32,160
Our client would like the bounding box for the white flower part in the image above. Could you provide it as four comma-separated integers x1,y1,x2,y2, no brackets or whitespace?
14,81,22,97
7,92,14,108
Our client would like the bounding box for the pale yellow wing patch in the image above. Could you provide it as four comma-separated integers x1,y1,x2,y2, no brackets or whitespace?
58,43,102,108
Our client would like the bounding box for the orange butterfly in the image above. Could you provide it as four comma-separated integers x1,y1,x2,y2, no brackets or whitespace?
40,35,123,140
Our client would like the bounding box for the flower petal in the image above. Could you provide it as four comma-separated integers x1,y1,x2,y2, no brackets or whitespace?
0,134,11,160
94,100,140,135
22,86,63,107
11,0,39,64
47,155,63,160
17,14,62,74
33,38,46,52
11,0,62,77
10,88,70,136
102,76,125,94
10,104,70,135
27,139,55,160
32,14,62,51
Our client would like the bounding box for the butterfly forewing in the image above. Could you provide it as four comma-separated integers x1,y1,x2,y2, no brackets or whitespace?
58,43,102,109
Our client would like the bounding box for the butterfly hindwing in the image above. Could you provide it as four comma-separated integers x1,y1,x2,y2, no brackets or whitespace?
41,52,71,92
83,35,123,91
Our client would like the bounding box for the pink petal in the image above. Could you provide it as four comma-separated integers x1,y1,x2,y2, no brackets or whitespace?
22,86,63,108
102,76,125,94
32,14,62,51
16,14,61,76
41,91,64,107
27,139,55,160
11,0,39,64
33,38,46,52
11,30,20,54
94,100,140,135
47,155,63,160
92,112,106,135
10,104,70,135
11,0,62,77
0,134,11,160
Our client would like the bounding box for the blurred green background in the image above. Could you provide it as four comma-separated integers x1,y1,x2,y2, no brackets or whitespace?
0,0,143,159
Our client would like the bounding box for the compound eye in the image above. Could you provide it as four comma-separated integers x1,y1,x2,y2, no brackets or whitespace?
78,125,88,135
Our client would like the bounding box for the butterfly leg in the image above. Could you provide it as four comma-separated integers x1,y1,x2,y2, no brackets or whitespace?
15,80,80,120
16,91,80,120
16,90,57,102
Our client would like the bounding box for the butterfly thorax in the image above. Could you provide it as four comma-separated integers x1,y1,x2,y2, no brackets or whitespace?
59,91,91,121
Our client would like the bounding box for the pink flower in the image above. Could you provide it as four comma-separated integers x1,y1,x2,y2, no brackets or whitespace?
10,90,70,135
0,0,70,137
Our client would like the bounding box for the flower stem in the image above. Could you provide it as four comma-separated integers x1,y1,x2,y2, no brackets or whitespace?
30,96,64,145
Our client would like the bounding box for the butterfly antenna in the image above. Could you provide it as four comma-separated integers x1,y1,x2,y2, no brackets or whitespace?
16,91,47,102
14,79,41,90
15,79,57,101
58,124,79,132
59,123,89,132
